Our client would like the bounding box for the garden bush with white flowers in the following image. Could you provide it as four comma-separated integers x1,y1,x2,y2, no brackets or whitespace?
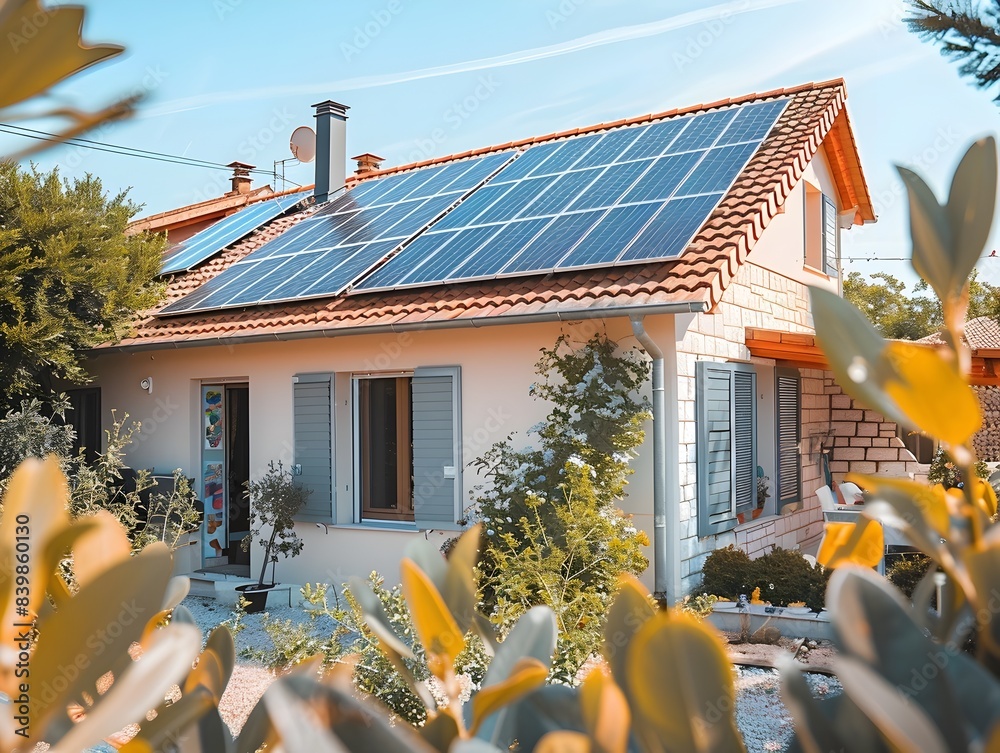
469,333,650,682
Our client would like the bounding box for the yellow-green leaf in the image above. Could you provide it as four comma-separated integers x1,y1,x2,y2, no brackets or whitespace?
810,286,911,429
48,623,201,753
0,0,124,110
535,731,591,753
0,456,72,693
603,574,655,692
946,137,997,302
817,520,884,569
883,341,981,445
400,558,464,678
628,612,744,753
580,666,630,753
71,509,131,586
470,657,548,735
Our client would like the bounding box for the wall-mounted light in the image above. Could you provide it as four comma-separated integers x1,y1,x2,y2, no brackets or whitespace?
140,377,153,394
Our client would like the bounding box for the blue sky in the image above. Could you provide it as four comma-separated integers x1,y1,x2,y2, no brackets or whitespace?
5,0,1000,288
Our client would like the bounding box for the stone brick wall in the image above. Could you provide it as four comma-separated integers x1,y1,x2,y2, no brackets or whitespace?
676,262,918,592
824,376,919,477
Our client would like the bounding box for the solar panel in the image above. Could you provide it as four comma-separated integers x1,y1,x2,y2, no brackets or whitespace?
159,193,305,275
161,97,788,314
158,151,514,315
353,98,787,292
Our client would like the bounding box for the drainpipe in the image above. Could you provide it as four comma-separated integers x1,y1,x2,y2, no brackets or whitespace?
631,316,682,607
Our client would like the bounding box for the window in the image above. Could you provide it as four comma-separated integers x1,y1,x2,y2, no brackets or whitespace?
821,194,839,277
358,376,413,522
65,387,101,464
774,368,802,506
354,366,463,529
696,361,757,537
898,426,936,464
804,184,839,277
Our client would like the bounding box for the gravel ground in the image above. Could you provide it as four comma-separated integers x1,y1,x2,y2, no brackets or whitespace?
182,595,840,748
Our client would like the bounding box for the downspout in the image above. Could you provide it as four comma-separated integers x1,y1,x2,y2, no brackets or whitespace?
631,316,682,607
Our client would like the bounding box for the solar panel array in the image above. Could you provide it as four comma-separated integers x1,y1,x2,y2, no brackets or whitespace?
355,99,786,292
160,98,787,316
159,193,306,275
159,151,514,314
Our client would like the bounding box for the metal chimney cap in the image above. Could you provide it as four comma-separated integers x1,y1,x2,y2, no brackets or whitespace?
312,100,350,118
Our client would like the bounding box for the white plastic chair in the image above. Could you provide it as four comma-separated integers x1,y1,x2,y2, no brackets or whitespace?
815,485,837,514
839,481,865,503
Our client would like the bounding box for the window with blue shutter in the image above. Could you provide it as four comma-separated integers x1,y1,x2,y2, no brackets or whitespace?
353,366,463,529
293,373,334,522
696,361,757,537
775,368,801,506
822,194,839,277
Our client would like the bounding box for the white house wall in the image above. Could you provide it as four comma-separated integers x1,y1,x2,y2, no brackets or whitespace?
86,317,667,591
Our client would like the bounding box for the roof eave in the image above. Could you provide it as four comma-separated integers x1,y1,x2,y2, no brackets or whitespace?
94,300,710,355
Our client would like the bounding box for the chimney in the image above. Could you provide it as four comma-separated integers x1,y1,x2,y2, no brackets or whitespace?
313,100,349,203
352,152,385,176
226,161,255,195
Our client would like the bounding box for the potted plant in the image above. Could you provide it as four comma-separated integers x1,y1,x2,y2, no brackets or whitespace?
237,460,309,612
754,469,770,519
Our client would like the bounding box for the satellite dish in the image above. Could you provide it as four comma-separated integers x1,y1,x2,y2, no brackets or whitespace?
289,126,316,163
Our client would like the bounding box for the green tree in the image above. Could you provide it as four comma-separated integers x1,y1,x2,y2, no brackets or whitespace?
471,333,650,681
0,162,165,409
842,270,940,339
907,1,1000,102
844,269,1000,339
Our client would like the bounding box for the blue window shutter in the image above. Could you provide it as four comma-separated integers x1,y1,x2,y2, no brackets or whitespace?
293,373,334,523
696,361,756,537
775,368,802,505
822,195,839,277
412,366,463,531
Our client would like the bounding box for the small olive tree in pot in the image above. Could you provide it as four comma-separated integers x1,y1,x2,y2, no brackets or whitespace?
238,460,309,612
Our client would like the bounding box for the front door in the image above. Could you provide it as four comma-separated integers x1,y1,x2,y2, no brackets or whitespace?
200,383,250,574
226,386,250,566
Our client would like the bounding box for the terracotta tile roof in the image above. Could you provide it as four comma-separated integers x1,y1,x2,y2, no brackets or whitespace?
106,79,871,351
919,316,1000,351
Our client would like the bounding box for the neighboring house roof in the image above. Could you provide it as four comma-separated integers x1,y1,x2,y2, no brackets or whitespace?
129,180,315,242
919,315,1000,352
107,78,873,352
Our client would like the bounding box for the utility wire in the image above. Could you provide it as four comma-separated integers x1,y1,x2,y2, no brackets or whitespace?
0,123,278,177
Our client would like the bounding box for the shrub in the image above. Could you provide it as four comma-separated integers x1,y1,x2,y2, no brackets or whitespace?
751,547,829,612
886,553,934,598
699,545,756,600
701,545,828,611
927,446,989,488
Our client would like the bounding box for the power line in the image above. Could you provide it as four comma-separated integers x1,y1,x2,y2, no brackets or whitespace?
0,123,278,177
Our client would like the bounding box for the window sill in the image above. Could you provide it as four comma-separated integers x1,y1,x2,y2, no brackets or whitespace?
802,263,836,280
335,521,419,533
733,513,780,532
